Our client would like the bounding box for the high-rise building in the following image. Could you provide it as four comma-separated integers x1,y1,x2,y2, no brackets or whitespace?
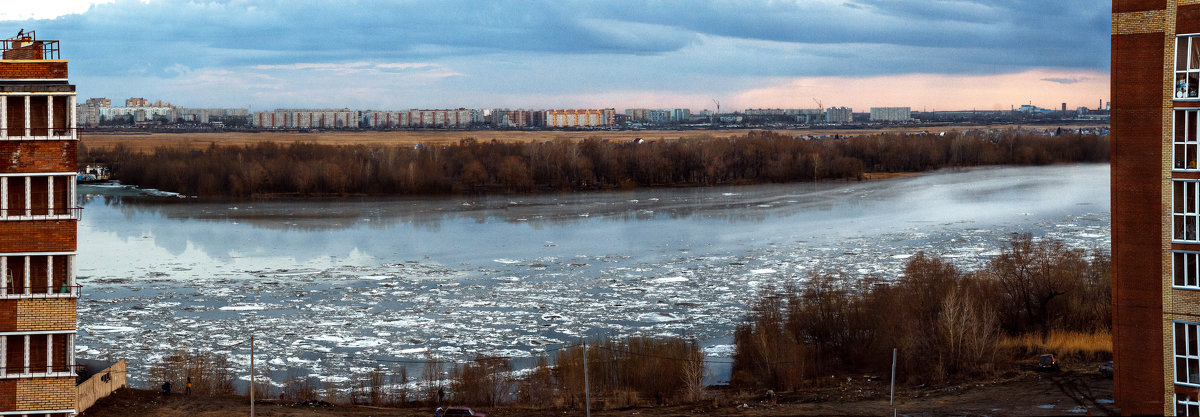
825,107,853,124
0,30,81,416
869,107,911,122
1112,2,1200,414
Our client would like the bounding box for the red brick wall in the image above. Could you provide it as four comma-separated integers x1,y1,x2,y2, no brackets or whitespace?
0,141,76,173
0,62,66,79
1180,5,1200,34
1115,0,1166,13
1111,30,1167,414
0,221,75,252
0,379,14,411
0,303,15,333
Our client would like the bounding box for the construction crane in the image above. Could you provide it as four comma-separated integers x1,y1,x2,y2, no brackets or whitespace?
812,98,823,124
712,98,720,126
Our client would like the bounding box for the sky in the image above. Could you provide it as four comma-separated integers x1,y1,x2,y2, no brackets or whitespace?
1,0,1111,112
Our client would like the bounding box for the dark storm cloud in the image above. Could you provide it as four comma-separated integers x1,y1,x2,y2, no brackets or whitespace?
9,0,1109,78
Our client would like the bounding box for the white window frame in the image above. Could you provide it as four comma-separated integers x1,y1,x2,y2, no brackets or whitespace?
1175,180,1200,242
1181,393,1200,416
1176,250,1200,289
1178,109,1200,171
1176,321,1200,387
1178,34,1200,100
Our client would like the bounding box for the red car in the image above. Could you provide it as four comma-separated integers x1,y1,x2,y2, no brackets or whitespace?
442,406,486,417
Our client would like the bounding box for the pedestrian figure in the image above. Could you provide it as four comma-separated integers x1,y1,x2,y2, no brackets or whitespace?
161,381,171,396
437,387,444,403
186,376,191,395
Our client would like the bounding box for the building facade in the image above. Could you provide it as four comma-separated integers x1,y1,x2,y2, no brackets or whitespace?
825,106,853,124
0,30,81,416
869,107,911,122
541,109,615,128
1111,1,1200,414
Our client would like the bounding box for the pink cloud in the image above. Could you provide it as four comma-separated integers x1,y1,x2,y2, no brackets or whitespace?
730,70,1111,112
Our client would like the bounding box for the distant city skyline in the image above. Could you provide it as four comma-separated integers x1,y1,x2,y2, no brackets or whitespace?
5,1,1109,112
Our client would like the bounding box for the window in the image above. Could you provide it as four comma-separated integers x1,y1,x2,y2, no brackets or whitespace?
1179,35,1200,99
0,175,76,219
1179,110,1200,170
0,254,75,296
1176,180,1200,242
1176,322,1200,386
1177,251,1200,289
0,333,74,375
1,94,73,138
1181,394,1200,416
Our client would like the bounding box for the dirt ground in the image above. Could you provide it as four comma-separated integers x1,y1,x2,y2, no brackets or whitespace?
78,124,1105,153
79,362,1116,416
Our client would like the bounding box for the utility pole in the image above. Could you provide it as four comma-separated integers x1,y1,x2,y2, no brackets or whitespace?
890,348,897,407
250,334,255,417
583,340,591,417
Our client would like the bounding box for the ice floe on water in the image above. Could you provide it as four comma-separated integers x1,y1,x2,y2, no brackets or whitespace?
73,165,1111,387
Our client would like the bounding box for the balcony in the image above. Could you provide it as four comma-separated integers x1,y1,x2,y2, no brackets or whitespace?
0,284,80,299
0,207,81,222
0,31,59,61
0,95,77,141
0,363,80,379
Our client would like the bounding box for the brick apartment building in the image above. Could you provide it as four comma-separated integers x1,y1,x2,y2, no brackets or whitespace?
0,31,80,416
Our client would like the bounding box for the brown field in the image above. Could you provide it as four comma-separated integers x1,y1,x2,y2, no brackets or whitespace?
79,124,1105,152
81,362,1116,416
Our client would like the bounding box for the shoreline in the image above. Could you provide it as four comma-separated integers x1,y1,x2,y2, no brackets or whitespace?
78,124,1107,153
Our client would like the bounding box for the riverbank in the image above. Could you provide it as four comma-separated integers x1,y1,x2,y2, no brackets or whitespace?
82,362,1116,416
78,124,1107,152
79,130,1107,197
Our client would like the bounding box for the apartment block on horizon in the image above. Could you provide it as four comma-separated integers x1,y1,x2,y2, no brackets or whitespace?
542,108,615,128
868,107,911,122
0,30,82,416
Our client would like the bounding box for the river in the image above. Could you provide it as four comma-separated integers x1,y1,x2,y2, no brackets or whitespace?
72,164,1111,386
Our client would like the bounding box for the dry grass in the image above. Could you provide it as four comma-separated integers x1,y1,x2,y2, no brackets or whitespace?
999,330,1112,362
77,124,1096,153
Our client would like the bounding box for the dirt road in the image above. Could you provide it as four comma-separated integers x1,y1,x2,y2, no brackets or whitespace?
81,364,1116,416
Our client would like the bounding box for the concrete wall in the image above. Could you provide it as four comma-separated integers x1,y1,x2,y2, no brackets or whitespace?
76,359,127,414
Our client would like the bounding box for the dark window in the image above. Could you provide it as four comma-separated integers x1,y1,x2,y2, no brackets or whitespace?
28,96,47,137
4,335,21,373
52,96,68,136
5,96,23,137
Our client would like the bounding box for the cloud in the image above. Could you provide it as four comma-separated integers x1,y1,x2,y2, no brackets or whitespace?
1041,77,1091,85
9,0,1112,110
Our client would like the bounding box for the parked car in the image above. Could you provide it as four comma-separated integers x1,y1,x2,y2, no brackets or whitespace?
443,406,486,417
1037,354,1059,371
1099,361,1114,378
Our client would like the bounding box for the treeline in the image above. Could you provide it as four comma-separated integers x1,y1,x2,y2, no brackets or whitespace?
146,336,707,411
731,234,1111,389
80,130,1109,197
